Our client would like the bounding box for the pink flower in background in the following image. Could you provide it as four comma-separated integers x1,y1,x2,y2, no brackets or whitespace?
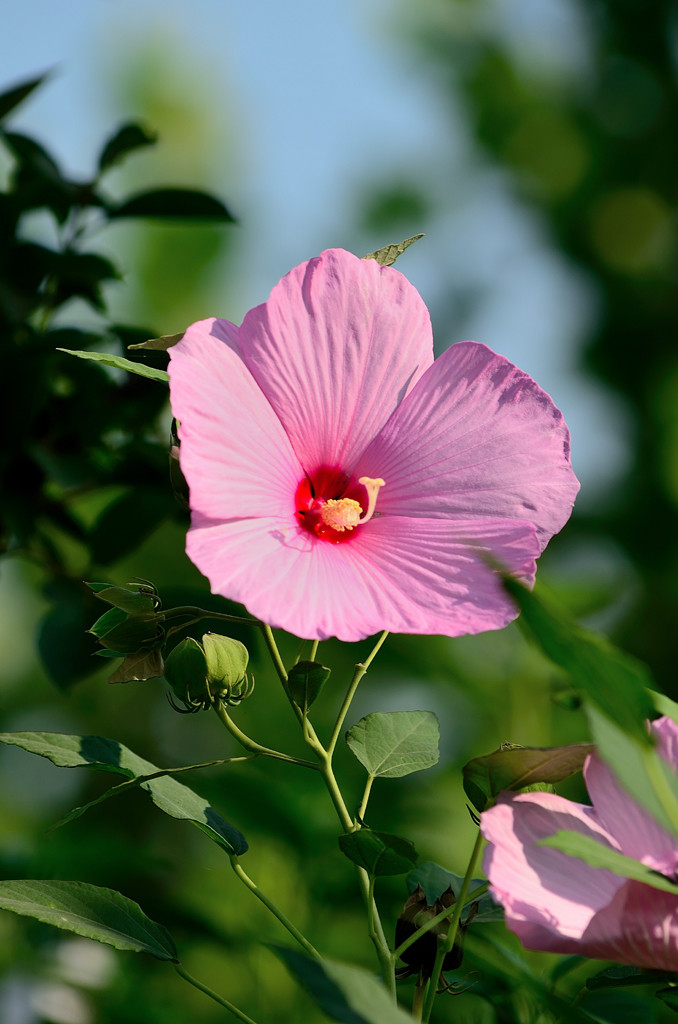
168,248,578,641
482,716,678,971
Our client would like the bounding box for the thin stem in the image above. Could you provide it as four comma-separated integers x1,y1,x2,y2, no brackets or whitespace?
213,702,319,771
230,856,320,959
356,774,375,824
422,830,484,1023
308,639,319,662
327,631,388,757
261,624,289,685
412,978,426,1022
174,964,259,1024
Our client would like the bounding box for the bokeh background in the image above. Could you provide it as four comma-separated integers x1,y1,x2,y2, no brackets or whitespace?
1,1,677,1021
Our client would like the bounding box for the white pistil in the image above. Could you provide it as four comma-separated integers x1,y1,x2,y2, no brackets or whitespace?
318,477,385,533
357,476,385,524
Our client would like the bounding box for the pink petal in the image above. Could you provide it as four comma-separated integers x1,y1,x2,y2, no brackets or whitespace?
237,249,434,472
185,514,539,641
584,749,678,876
481,793,624,947
169,319,303,520
357,341,579,550
578,881,678,971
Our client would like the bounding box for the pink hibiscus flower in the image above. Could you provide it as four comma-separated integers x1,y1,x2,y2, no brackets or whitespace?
481,716,678,971
168,248,578,641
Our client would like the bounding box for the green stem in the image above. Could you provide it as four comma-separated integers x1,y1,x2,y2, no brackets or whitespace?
309,639,319,662
327,631,388,757
391,883,488,966
421,830,484,1023
174,964,259,1024
230,856,320,959
261,623,289,685
356,774,375,824
412,978,426,1021
213,702,319,771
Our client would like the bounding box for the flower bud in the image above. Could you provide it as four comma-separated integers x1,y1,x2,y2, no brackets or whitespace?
395,885,477,981
164,633,252,712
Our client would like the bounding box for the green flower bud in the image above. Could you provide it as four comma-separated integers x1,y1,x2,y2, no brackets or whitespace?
164,634,253,713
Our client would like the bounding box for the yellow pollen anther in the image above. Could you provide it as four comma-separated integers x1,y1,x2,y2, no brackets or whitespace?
357,476,385,525
321,498,362,532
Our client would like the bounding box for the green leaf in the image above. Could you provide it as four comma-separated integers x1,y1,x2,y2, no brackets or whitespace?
107,188,235,222
406,863,500,923
540,830,678,894
287,660,331,711
88,582,158,616
273,947,416,1024
0,880,177,961
90,606,127,639
656,987,678,1012
345,711,439,778
57,347,169,383
0,72,49,122
128,333,184,352
504,578,655,744
462,741,593,812
586,705,678,838
363,233,424,267
0,732,248,855
338,831,417,877
580,990,657,1024
98,123,157,173
107,648,165,684
586,965,666,990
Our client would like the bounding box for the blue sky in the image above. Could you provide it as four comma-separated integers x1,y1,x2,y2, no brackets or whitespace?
1,0,631,502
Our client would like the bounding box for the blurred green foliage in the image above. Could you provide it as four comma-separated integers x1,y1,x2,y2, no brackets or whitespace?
1,0,678,1017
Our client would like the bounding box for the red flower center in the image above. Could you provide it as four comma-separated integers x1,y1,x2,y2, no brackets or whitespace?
295,466,384,544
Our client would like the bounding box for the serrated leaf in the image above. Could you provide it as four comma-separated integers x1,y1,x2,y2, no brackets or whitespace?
363,233,424,267
0,72,49,121
462,742,593,812
540,830,678,894
338,831,417,877
98,123,157,173
57,347,169,383
107,188,235,222
273,946,415,1024
128,333,184,352
0,880,177,961
346,711,439,779
0,732,247,855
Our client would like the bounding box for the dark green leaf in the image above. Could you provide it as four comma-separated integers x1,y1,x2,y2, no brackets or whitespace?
88,582,158,616
287,661,331,711
346,711,439,778
90,606,127,639
107,648,165,684
0,880,177,961
56,347,169,383
338,831,417,876
540,830,678,894
273,946,415,1024
580,989,657,1023
363,233,424,267
0,72,49,121
462,742,593,812
656,987,678,1012
98,123,157,173
107,188,235,222
587,965,666,990
128,333,184,352
504,578,655,743
406,863,499,923
0,732,248,855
